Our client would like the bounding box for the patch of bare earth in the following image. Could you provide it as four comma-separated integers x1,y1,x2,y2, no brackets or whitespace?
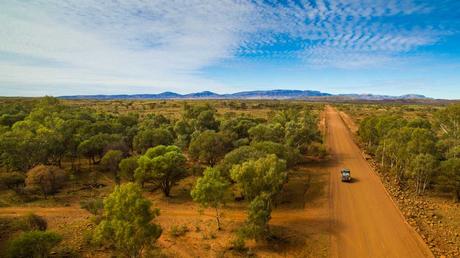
149,163,330,257
0,160,331,258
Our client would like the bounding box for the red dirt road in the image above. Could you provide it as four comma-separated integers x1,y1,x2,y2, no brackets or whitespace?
326,106,433,258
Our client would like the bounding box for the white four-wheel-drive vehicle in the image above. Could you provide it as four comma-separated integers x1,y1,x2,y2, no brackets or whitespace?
341,168,351,182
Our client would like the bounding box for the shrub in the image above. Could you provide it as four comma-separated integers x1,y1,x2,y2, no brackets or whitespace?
230,236,246,252
7,230,62,258
25,165,67,198
0,172,25,192
169,224,189,237
80,198,104,215
13,213,47,231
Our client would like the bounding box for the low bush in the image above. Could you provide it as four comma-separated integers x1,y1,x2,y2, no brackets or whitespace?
169,224,189,237
0,172,25,192
7,230,62,258
230,236,246,252
79,198,104,215
13,213,47,231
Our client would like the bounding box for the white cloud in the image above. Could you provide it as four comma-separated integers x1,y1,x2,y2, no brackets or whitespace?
0,0,450,95
0,0,254,95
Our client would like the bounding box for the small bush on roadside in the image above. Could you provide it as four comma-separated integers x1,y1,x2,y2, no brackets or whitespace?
7,230,62,258
170,224,189,237
13,213,47,231
230,235,246,252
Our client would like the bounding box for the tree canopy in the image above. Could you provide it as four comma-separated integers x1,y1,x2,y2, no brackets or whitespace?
93,183,162,257
135,145,187,196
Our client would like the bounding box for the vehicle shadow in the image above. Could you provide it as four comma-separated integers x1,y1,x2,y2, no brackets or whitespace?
342,177,360,184
345,177,360,184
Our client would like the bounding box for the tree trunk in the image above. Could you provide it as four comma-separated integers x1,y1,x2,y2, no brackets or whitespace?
215,206,221,230
381,141,385,167
162,181,171,197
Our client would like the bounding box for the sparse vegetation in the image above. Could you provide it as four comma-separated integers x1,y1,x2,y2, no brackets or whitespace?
7,230,62,258
13,213,47,231
0,97,332,257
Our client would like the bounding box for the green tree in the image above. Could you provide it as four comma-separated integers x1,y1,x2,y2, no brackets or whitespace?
119,156,139,182
93,183,162,257
101,150,124,184
220,117,258,140
377,127,412,182
436,104,460,157
216,146,265,178
78,133,121,164
133,128,174,154
191,167,230,230
0,130,41,171
408,154,438,195
139,114,170,130
189,130,232,166
195,110,219,131
135,145,186,196
248,123,284,143
229,154,287,241
241,193,272,241
182,104,219,131
173,120,193,148
439,158,460,202
230,154,287,201
251,141,301,168
284,112,321,153
406,128,437,156
7,230,62,258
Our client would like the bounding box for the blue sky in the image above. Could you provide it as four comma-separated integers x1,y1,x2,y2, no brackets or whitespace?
1,0,460,98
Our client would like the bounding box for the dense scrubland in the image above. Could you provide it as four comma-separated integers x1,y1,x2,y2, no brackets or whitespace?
339,103,460,256
0,97,328,257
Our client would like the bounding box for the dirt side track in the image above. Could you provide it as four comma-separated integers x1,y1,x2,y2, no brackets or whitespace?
326,106,433,258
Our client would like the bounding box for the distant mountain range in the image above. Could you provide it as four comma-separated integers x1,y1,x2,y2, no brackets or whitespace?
59,90,428,100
